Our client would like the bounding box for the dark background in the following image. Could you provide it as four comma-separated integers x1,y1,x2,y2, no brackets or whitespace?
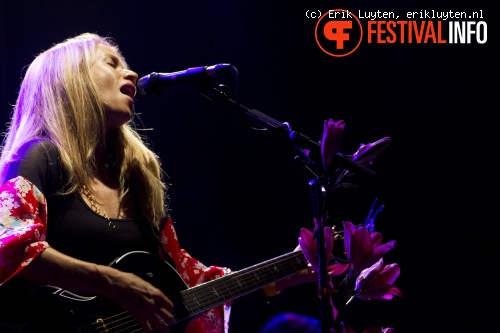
0,1,493,332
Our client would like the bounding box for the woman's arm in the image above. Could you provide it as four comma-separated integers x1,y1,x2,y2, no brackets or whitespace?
0,174,172,332
18,247,175,332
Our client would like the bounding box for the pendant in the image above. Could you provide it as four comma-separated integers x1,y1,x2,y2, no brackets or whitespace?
107,219,117,229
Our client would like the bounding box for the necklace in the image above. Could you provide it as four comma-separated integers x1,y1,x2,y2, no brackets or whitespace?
80,184,117,229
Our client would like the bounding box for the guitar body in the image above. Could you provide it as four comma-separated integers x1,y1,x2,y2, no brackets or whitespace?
28,251,190,333
26,249,307,332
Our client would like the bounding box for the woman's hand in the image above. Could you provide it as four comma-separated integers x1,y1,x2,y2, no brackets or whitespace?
97,266,175,332
18,248,175,332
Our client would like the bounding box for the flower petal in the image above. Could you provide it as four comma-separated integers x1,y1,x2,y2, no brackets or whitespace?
354,260,402,301
321,118,345,170
298,228,318,269
362,262,400,286
327,263,349,277
354,284,403,301
299,227,337,272
343,221,396,278
352,137,391,167
342,221,356,262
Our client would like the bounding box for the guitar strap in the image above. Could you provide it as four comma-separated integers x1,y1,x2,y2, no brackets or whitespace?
151,225,178,271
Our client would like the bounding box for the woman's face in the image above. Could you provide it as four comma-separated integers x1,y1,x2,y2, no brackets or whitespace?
90,44,138,130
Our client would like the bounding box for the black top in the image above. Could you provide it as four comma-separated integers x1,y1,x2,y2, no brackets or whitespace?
0,138,159,324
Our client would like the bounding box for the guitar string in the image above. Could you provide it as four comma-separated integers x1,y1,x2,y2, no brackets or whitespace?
82,311,159,333
180,251,307,315
78,251,306,332
100,315,139,332
177,239,346,315
71,232,343,329
181,253,305,314
80,311,137,332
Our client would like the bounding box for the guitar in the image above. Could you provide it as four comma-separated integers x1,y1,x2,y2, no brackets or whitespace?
27,250,308,332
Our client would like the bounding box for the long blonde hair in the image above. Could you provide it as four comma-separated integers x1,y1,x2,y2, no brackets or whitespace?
0,33,168,228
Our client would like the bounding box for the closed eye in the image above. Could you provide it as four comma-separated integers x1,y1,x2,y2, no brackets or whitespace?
104,55,123,69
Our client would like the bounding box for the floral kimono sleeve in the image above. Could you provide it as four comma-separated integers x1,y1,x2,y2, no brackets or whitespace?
159,216,232,333
0,176,50,285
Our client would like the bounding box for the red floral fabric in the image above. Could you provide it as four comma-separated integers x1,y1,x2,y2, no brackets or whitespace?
0,176,49,284
0,176,231,332
160,217,232,333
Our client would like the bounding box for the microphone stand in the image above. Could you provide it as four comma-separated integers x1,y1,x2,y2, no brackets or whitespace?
200,85,376,333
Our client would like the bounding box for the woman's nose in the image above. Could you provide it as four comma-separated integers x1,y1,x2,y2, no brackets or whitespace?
123,68,139,84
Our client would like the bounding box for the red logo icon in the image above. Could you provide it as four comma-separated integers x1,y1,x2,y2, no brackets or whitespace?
315,9,363,57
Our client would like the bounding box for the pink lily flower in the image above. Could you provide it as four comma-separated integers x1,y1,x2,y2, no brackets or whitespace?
298,227,332,271
298,226,348,322
321,118,345,171
352,137,391,168
353,259,403,301
298,226,348,276
331,137,391,189
343,221,395,279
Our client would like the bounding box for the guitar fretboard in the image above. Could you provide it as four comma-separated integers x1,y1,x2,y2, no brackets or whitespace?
175,250,307,320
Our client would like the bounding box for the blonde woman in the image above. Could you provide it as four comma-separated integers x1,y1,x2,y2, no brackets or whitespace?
0,32,235,333
0,33,322,333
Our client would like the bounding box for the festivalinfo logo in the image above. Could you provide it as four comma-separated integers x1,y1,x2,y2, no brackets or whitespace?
307,8,487,57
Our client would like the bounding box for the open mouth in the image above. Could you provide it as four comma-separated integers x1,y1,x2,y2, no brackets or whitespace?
120,84,136,99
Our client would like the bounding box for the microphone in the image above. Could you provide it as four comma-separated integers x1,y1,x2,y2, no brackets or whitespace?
137,63,232,95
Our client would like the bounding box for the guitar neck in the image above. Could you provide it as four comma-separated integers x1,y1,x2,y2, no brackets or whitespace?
173,250,307,322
